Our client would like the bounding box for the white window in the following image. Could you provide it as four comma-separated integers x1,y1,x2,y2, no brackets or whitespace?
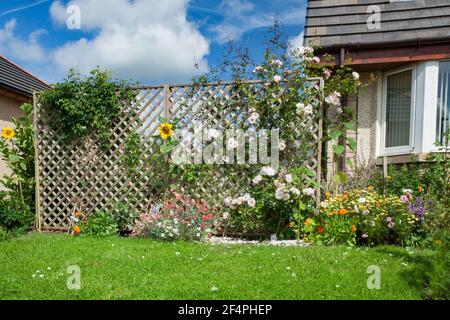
378,60,449,157
381,67,416,155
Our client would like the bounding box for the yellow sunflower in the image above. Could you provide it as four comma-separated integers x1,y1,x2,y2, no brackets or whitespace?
2,127,15,140
158,122,173,140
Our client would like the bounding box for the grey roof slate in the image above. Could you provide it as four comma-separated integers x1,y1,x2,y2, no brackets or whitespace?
0,55,50,98
304,0,450,49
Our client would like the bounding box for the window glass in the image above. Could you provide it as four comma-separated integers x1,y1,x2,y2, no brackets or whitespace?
385,70,412,148
437,61,450,145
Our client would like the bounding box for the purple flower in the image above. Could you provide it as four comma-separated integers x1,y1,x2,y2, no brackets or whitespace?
388,222,395,229
407,197,428,222
386,217,392,222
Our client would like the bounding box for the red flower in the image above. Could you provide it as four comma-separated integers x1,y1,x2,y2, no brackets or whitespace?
317,225,324,234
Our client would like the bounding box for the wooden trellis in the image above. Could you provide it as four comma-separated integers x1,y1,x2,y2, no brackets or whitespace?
33,79,324,231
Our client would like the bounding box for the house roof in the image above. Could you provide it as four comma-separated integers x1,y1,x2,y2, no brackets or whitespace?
0,55,50,98
304,0,450,50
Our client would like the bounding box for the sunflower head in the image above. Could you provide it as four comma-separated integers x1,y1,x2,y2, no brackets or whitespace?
2,127,15,140
158,123,173,140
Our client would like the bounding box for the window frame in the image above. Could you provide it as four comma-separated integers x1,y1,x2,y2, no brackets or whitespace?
381,65,417,156
436,59,450,149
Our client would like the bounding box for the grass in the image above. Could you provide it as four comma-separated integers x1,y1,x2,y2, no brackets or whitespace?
0,233,440,300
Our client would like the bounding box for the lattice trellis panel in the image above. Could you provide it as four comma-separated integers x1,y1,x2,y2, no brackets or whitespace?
34,79,323,231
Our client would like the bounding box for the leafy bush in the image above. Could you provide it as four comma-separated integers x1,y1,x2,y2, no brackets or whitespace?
112,202,139,233
0,193,33,231
82,210,118,236
38,68,135,144
0,225,9,241
132,191,217,241
0,103,35,232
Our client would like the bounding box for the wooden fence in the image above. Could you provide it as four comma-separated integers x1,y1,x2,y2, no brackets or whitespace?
33,79,324,231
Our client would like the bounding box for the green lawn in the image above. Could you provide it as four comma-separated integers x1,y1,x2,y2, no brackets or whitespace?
0,233,437,300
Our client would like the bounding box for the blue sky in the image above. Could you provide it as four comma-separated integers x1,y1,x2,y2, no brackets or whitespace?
0,0,307,84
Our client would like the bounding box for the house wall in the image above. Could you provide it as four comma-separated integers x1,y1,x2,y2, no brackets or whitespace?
326,72,379,181
0,94,24,180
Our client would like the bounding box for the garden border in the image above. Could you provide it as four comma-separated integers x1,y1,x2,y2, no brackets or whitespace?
33,78,324,232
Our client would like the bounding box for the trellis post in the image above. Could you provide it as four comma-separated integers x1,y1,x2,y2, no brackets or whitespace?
33,92,42,232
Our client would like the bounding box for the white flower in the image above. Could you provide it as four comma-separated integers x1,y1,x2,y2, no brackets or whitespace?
248,112,260,124
302,188,315,197
224,197,233,207
325,91,341,106
261,166,276,177
312,56,320,63
270,59,283,68
352,71,360,80
223,212,229,220
362,209,370,215
336,107,343,114
253,66,265,73
227,138,239,149
304,104,313,115
298,46,314,56
247,198,256,208
275,188,290,201
273,75,282,83
290,187,300,196
252,175,263,185
358,197,366,204
211,286,219,292
323,69,331,79
278,140,286,151
402,189,413,194
285,174,293,183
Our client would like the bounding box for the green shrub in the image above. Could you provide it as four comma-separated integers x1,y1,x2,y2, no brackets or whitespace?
0,225,9,241
0,103,35,233
38,68,135,144
0,192,33,231
83,210,118,236
112,203,139,233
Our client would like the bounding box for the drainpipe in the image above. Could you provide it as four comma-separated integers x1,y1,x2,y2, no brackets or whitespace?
338,48,347,172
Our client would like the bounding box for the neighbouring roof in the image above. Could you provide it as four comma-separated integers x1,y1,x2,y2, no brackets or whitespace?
0,55,50,98
304,0,450,50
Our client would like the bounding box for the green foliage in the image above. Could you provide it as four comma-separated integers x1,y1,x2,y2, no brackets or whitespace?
123,130,142,173
0,103,35,232
112,203,139,233
0,225,9,241
38,68,136,145
83,210,118,236
0,193,33,231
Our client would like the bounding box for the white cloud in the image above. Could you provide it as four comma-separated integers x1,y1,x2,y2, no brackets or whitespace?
210,0,306,44
0,19,47,62
48,0,209,83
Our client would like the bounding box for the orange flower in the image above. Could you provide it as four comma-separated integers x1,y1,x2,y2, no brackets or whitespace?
331,211,338,216
75,211,82,218
339,208,347,215
418,186,424,193
73,225,81,235
351,225,357,233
